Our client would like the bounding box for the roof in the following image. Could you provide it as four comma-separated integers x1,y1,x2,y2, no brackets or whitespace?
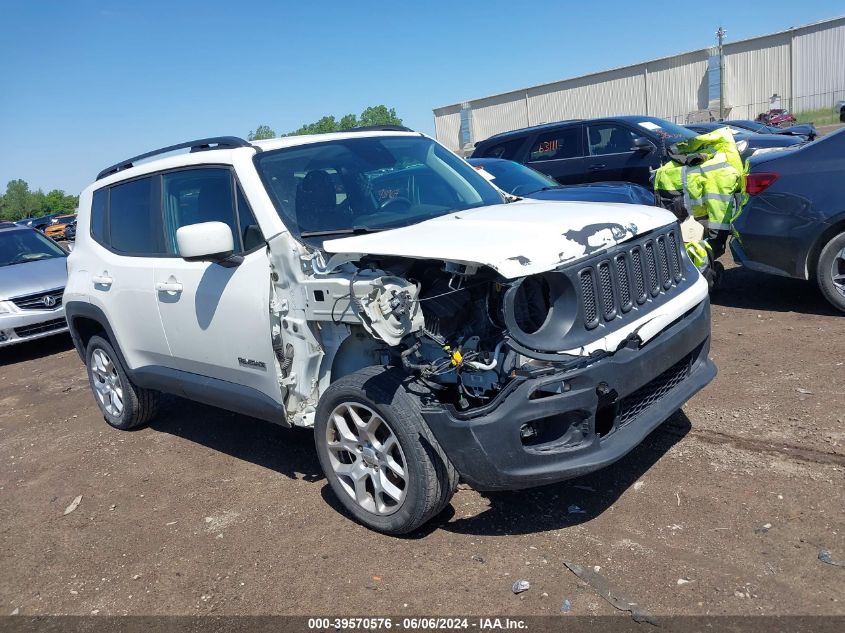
477,115,671,144
251,129,423,152
92,129,425,189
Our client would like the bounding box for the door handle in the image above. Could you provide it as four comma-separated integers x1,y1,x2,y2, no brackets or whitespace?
588,164,606,171
155,281,183,293
92,274,113,287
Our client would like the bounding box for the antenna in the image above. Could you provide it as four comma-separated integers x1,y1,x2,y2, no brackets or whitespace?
716,26,727,120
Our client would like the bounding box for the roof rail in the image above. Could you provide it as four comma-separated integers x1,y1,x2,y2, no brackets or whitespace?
340,125,415,133
96,136,254,181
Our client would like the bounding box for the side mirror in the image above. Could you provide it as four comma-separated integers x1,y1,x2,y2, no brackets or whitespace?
632,137,653,152
176,222,242,267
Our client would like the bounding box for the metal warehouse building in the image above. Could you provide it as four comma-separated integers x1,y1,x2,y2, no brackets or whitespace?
433,16,845,152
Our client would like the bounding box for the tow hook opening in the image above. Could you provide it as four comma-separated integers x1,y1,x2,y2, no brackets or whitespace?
594,381,619,438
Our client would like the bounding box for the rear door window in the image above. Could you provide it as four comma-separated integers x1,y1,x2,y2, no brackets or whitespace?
528,127,582,161
108,177,164,255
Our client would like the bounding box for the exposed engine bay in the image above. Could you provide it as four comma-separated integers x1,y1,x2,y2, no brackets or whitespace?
302,254,563,412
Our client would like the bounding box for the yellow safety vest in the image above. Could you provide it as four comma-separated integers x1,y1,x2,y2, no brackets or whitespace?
654,128,748,231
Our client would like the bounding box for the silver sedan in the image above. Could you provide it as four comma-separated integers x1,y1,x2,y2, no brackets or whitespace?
0,222,69,347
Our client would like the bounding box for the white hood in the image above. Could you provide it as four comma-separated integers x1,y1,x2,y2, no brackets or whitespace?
324,199,677,279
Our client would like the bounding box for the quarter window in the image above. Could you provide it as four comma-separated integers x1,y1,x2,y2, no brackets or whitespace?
91,188,108,245
109,177,162,254
236,188,265,251
529,127,581,161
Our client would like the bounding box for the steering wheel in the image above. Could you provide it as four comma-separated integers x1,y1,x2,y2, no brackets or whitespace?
379,196,412,210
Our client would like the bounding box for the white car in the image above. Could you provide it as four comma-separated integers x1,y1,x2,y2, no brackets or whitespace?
0,222,68,347
66,129,715,533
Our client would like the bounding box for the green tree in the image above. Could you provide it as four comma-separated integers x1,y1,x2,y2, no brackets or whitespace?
3,179,33,220
338,113,359,130
252,105,405,140
31,189,46,216
248,124,276,140
358,105,402,128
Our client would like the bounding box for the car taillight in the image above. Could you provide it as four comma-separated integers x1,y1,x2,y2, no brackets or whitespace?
746,172,779,195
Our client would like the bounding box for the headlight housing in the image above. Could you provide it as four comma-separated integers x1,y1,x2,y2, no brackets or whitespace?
0,301,14,315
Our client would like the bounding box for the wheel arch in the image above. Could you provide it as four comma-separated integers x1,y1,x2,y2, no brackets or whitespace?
804,212,845,279
64,301,130,372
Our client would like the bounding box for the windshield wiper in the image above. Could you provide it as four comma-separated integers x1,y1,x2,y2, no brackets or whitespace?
526,185,561,194
300,226,387,238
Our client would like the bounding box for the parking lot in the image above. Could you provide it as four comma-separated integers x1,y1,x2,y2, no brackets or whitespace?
0,253,842,617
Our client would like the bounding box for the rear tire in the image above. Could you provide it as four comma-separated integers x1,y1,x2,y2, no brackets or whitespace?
314,366,457,535
85,335,160,429
816,231,845,313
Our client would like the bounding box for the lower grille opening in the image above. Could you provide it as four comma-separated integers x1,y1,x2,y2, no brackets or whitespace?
14,318,67,338
616,350,697,427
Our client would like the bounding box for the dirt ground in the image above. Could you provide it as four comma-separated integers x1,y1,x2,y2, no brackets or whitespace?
0,253,843,618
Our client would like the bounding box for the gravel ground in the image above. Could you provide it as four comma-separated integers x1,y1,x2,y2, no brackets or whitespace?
0,254,843,617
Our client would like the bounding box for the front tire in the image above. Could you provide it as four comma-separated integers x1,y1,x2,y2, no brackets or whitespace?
85,335,160,429
816,232,845,313
314,367,457,534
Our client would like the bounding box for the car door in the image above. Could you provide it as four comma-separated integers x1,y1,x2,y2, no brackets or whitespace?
584,122,656,186
87,178,173,369
153,167,280,403
524,125,586,184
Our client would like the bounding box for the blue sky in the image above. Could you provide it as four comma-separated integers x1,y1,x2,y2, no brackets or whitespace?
1,0,842,195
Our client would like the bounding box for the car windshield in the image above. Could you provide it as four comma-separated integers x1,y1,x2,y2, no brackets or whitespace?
254,135,503,240
470,160,557,195
635,117,697,145
0,229,66,267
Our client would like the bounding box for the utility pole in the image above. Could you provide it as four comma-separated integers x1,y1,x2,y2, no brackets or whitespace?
717,26,726,120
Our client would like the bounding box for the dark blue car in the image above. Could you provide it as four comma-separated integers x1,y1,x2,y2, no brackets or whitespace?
731,128,845,312
466,158,656,206
684,122,803,156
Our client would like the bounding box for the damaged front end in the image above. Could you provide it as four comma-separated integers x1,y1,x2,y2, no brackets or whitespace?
304,221,700,417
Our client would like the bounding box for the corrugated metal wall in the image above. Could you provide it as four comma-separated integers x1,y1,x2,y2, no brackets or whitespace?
723,32,793,120
434,16,845,151
793,18,845,111
432,104,462,151
526,65,646,125
645,50,710,122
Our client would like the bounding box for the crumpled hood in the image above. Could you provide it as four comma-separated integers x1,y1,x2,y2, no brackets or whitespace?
324,199,677,279
0,257,67,300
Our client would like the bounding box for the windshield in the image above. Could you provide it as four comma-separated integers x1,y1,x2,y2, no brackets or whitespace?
0,229,66,267
254,135,503,240
635,117,697,145
469,160,557,195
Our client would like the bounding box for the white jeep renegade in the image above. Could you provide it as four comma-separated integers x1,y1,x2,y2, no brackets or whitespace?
66,128,715,533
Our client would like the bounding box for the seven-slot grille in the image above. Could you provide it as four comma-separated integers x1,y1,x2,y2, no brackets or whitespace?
578,227,684,330
10,288,64,311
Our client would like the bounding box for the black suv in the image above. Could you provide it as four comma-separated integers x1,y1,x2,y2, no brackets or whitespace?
471,116,698,187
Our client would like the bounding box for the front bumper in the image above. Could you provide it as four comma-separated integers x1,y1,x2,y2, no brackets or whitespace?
0,308,68,347
421,297,715,491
